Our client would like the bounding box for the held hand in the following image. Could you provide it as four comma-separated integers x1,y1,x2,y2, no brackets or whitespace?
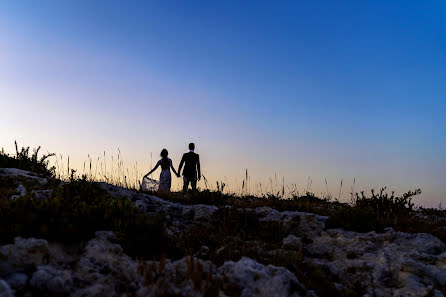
198,175,201,181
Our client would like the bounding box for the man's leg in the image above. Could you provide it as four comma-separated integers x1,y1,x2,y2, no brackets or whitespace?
183,177,190,192
191,179,197,190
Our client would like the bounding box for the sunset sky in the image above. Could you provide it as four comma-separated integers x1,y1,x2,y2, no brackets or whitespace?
1,1,445,206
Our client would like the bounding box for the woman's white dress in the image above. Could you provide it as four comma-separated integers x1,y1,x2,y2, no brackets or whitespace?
158,158,172,192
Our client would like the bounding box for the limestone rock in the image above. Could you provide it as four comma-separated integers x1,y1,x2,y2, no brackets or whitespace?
10,184,26,200
0,280,13,297
307,228,446,296
31,189,52,200
0,237,49,275
219,257,305,297
30,265,72,293
282,235,302,250
248,206,327,236
0,168,48,185
101,182,218,225
6,273,27,289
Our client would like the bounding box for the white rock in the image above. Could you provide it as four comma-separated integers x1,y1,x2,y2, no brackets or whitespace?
2,168,446,297
0,168,48,185
71,284,110,297
201,246,210,256
219,257,304,297
101,182,218,224
0,280,13,297
190,204,218,221
31,189,52,200
94,230,116,241
11,184,27,200
0,237,49,273
6,273,27,289
74,231,139,290
30,266,72,293
307,228,446,296
249,206,327,236
99,182,171,206
282,235,302,250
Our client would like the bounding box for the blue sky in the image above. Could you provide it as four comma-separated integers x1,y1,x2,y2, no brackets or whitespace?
1,1,445,205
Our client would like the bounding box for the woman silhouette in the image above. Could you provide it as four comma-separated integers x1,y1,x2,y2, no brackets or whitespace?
144,149,179,192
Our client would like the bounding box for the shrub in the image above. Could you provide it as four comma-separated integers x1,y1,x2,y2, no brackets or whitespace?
0,176,167,258
0,141,55,177
327,188,422,232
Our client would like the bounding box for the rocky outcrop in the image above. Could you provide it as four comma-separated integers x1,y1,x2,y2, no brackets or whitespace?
219,257,310,297
1,168,54,202
3,228,445,296
0,237,50,274
2,168,446,296
0,168,49,186
0,280,14,297
304,229,446,297
0,232,311,297
100,183,218,226
282,234,302,250
248,206,327,237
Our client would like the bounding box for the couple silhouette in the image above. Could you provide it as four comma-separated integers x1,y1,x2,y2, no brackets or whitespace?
144,143,201,192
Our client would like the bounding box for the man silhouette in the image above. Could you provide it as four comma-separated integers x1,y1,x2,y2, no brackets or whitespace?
178,143,201,191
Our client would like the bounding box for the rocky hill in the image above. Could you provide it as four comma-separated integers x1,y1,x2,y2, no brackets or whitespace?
1,168,446,297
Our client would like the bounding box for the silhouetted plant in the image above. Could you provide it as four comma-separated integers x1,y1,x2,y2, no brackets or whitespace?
0,175,167,258
0,141,55,177
327,188,421,232
354,187,419,222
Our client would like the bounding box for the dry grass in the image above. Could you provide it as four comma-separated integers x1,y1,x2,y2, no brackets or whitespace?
3,143,446,297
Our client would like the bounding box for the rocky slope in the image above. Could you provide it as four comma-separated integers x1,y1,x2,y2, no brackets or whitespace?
1,168,445,297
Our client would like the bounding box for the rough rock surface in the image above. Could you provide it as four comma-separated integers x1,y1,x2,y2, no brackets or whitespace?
305,229,446,297
282,234,302,250
0,237,50,274
0,280,14,297
0,168,48,185
0,232,310,297
1,168,51,201
2,168,446,296
219,257,308,297
3,229,445,296
100,183,218,226
248,206,328,237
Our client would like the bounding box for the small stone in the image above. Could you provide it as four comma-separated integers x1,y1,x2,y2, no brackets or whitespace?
7,273,28,289
94,231,116,241
219,257,304,297
201,246,209,255
216,246,226,256
282,234,302,250
30,266,72,293
10,184,27,200
32,189,52,200
0,280,14,297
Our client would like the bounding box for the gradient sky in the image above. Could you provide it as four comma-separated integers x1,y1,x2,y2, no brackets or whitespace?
1,1,445,206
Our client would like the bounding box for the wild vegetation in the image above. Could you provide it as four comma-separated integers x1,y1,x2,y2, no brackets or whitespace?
0,141,55,177
1,143,445,247
0,144,167,258
1,143,446,296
